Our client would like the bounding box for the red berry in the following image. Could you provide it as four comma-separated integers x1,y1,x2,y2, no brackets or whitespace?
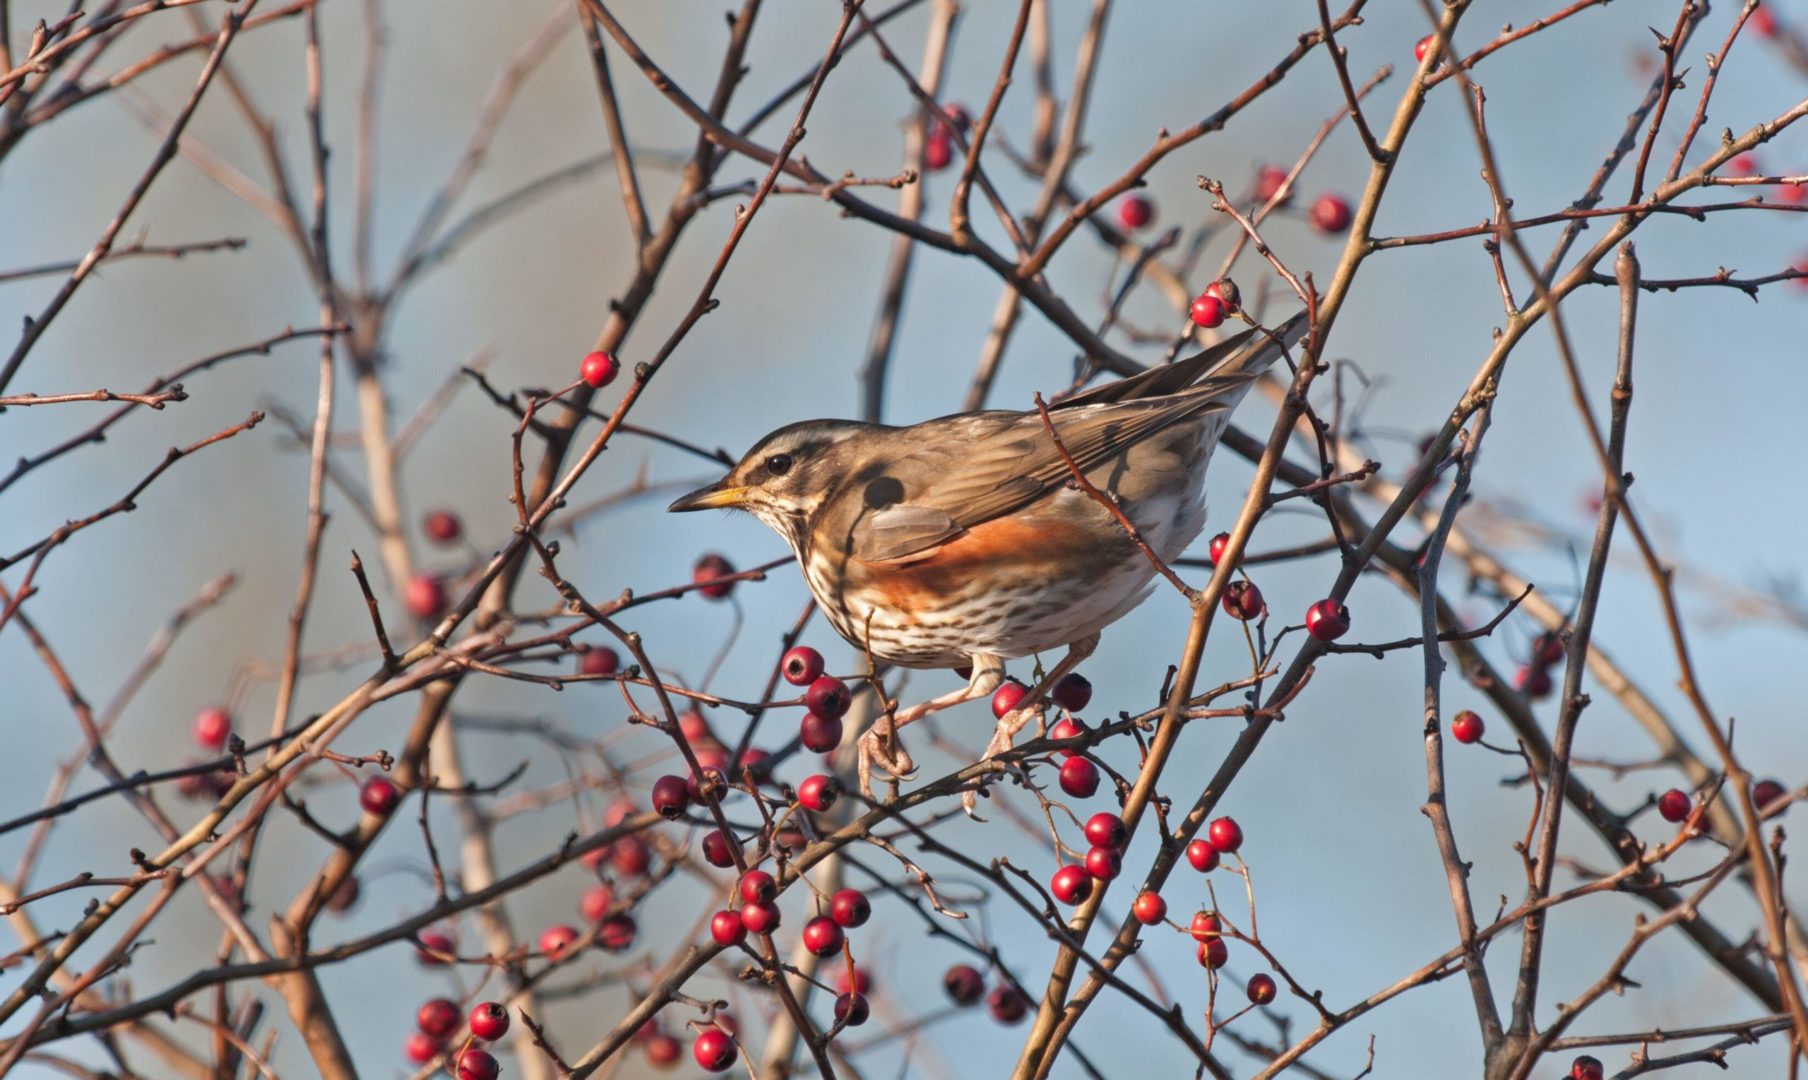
1304,598,1351,641
581,350,620,388
1657,788,1691,823
1204,279,1241,312
1516,664,1554,699
1050,864,1093,905
404,574,447,619
991,679,1030,718
1084,812,1127,851
782,646,825,687
688,744,729,802
837,965,873,996
457,1047,501,1080
988,985,1028,1025
359,776,399,816
580,882,615,923
799,712,843,753
193,706,231,751
702,829,739,868
1052,673,1092,712
578,646,619,677
1451,710,1485,744
693,554,736,599
1780,181,1806,205
1207,816,1243,854
1186,839,1220,872
424,509,462,545
1532,631,1566,666
612,834,651,876
1189,293,1227,329
806,676,852,719
679,710,712,743
602,803,634,832
1049,716,1088,757
1752,7,1778,37
1309,193,1353,235
651,774,690,819
1084,846,1122,881
1132,891,1167,925
1571,1055,1604,1080
945,964,985,1005
773,825,807,852
739,870,777,904
417,997,460,1038
1414,34,1435,62
1208,532,1231,565
1729,152,1759,176
834,991,870,1027
1253,164,1291,205
1222,580,1264,621
940,103,972,135
416,929,454,966
1197,937,1229,969
469,1002,510,1041
1117,194,1155,230
711,909,747,946
829,888,871,927
599,913,636,951
737,746,771,780
1754,779,1787,811
539,923,580,959
693,1028,736,1072
923,131,954,171
798,773,841,812
404,1031,445,1064
644,1032,681,1067
1190,911,1223,941
1058,756,1100,798
1247,973,1277,1004
802,916,845,957
740,900,781,934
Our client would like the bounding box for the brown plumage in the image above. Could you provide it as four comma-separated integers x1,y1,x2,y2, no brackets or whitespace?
670,311,1306,797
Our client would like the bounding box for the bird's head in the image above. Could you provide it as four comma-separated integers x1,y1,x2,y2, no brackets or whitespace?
668,420,872,537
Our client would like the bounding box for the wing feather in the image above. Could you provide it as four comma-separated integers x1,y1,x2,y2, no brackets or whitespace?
844,311,1307,563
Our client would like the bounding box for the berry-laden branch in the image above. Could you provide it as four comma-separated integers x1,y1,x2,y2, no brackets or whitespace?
5,2,1808,1078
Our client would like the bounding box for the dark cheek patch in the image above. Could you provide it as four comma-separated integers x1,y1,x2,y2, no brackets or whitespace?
863,475,904,510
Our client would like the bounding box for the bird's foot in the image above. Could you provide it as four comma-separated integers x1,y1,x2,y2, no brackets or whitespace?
960,705,1038,816
857,720,916,800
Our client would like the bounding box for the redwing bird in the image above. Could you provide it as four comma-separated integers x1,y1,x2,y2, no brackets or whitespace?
670,312,1307,797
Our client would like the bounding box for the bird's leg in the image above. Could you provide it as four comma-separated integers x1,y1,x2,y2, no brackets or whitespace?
964,636,1101,816
859,656,1004,799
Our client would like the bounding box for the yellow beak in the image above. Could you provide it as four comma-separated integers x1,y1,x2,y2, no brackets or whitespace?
668,480,750,513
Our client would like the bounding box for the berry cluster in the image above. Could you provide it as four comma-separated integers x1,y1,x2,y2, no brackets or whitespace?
705,873,876,1068
402,998,510,1078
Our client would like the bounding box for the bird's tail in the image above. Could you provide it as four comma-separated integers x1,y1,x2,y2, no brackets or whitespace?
1058,309,1310,411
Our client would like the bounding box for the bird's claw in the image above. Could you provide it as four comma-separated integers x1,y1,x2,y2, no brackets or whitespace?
856,725,915,801
960,706,1036,816
985,705,1035,761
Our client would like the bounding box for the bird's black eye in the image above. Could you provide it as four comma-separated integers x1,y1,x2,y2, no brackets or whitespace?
764,453,793,476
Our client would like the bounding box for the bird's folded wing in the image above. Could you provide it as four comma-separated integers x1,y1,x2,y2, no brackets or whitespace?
850,311,1309,564
851,393,1229,562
